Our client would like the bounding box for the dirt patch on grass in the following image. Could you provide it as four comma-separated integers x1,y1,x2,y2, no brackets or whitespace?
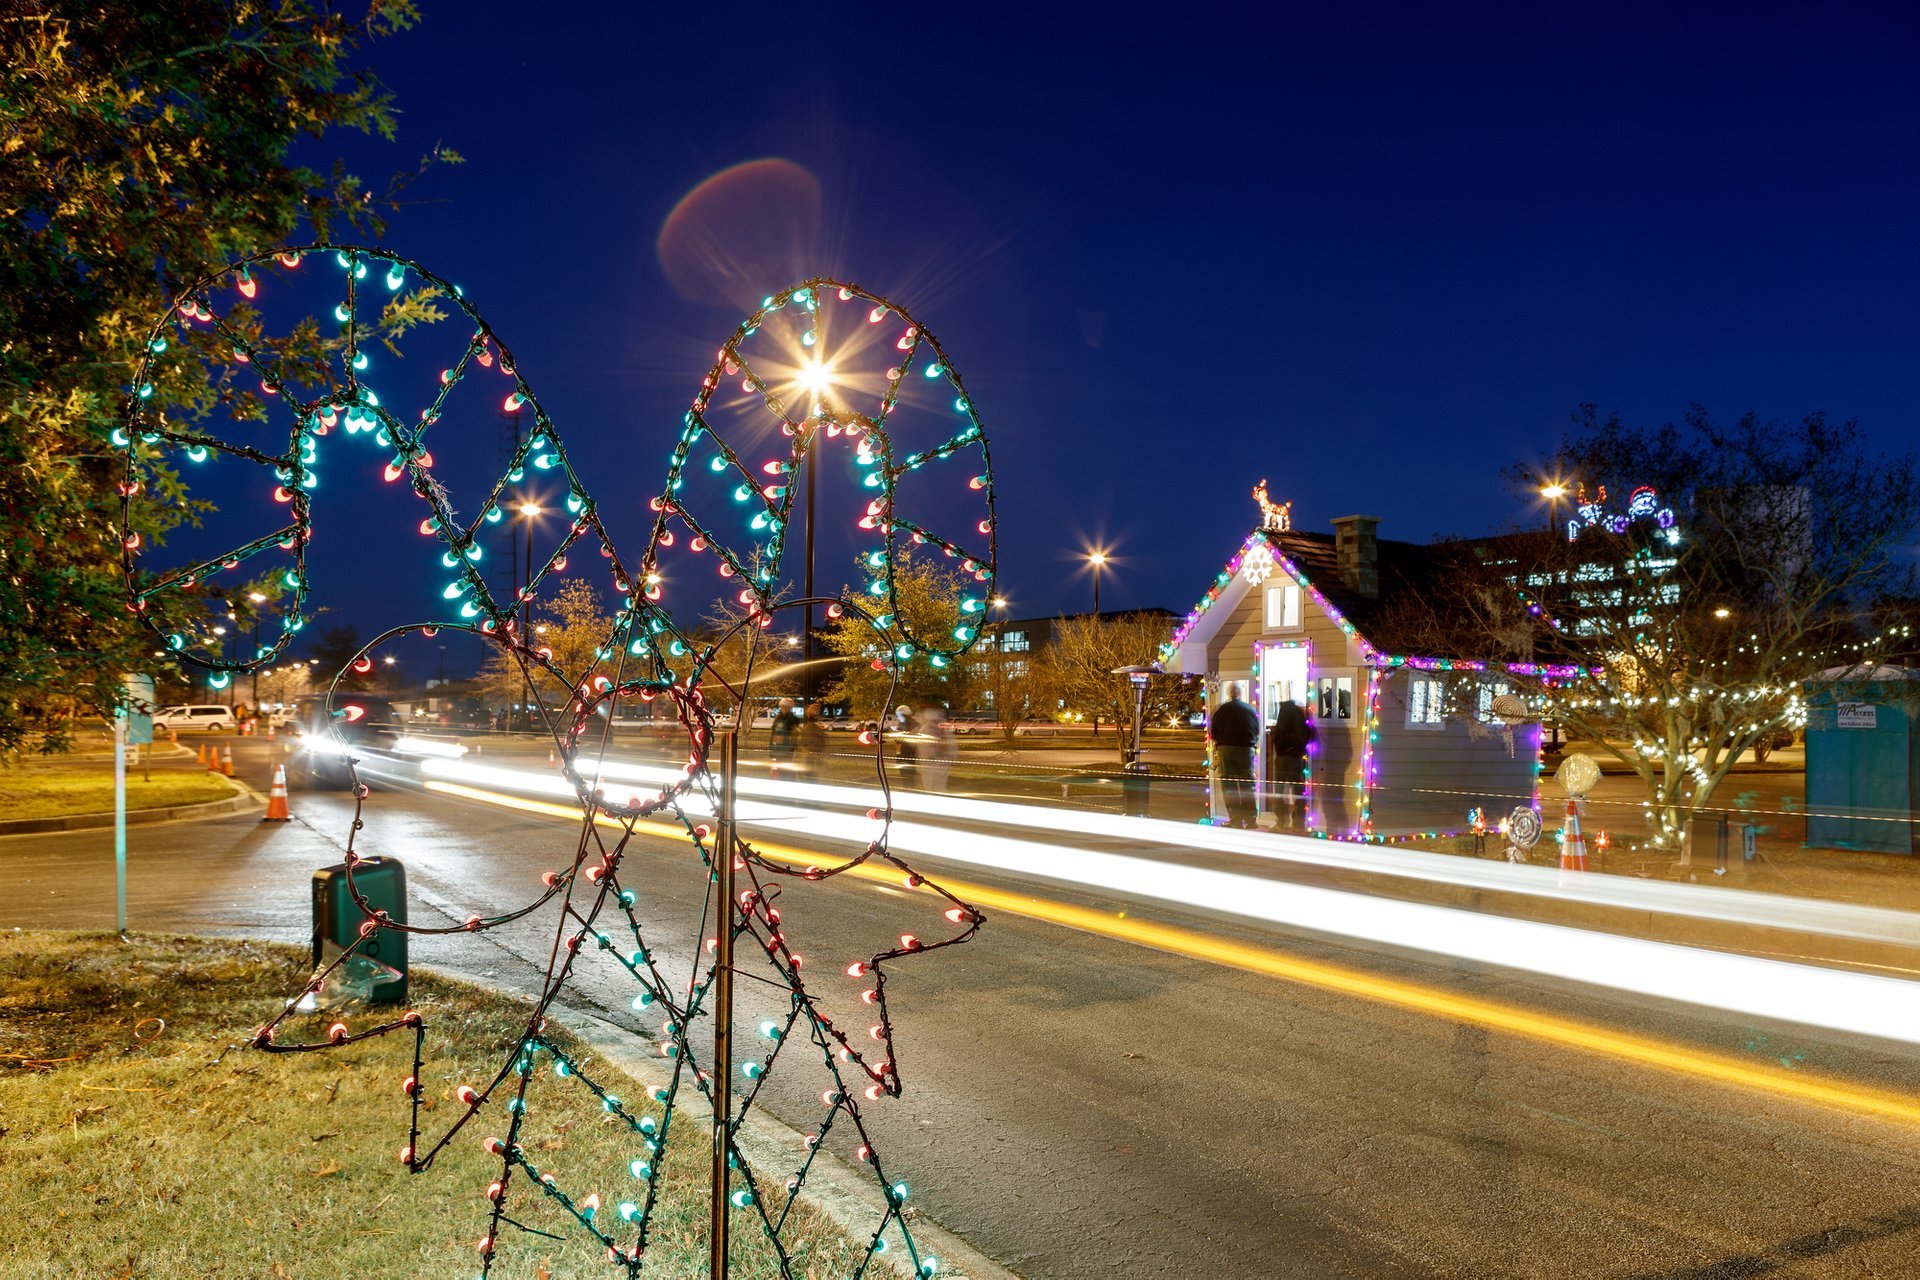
0,931,874,1278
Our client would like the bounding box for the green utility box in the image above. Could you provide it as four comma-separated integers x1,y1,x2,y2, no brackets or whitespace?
1804,671,1920,855
311,856,408,1003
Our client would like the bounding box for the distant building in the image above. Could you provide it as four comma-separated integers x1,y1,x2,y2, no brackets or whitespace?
965,608,1177,713
1161,498,1571,838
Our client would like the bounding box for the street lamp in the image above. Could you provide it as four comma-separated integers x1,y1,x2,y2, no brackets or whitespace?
1086,551,1108,615
1540,480,1569,536
517,501,542,592
510,502,544,733
794,358,842,708
247,592,267,710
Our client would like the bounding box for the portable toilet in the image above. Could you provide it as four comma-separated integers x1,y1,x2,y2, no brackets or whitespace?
1804,667,1920,855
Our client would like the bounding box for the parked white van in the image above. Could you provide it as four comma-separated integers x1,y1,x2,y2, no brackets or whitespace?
154,704,237,732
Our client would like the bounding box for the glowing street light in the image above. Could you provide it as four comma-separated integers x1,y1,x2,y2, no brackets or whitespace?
1086,551,1109,614
797,358,834,401
1540,479,1570,534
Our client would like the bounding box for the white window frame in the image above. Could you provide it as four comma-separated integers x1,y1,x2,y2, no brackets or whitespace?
1474,679,1511,723
1406,675,1446,730
1315,673,1354,723
1264,582,1301,631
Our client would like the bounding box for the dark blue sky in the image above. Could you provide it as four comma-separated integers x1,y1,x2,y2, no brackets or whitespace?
305,2,1919,637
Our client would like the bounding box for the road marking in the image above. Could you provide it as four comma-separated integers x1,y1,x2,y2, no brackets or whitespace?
424,779,1920,1126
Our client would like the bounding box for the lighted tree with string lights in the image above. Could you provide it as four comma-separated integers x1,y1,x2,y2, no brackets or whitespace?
119,246,997,1277
1390,404,1920,855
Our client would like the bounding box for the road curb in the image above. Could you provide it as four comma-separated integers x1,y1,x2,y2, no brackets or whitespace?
0,779,259,836
417,963,1020,1280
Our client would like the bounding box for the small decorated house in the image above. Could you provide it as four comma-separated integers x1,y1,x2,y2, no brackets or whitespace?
1161,489,1568,838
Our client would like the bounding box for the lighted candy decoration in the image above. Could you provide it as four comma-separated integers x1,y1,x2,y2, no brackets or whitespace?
1502,804,1543,863
118,245,994,1278
1566,482,1678,545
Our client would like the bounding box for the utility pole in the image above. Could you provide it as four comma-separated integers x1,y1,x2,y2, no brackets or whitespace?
709,729,739,1278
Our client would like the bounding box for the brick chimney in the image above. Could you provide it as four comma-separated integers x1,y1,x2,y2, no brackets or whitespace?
1331,515,1380,598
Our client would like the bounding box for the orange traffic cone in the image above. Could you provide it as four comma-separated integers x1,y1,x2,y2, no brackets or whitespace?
222,745,236,778
265,719,276,740
262,764,291,822
198,742,211,769
1559,797,1588,873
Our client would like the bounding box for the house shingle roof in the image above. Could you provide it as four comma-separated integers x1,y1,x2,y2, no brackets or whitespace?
1261,528,1513,661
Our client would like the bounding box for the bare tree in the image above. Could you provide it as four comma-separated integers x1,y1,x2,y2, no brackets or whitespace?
1395,406,1920,855
1039,613,1194,761
967,616,1051,744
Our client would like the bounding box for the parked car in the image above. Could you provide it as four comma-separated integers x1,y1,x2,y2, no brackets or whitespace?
153,704,237,733
288,693,399,789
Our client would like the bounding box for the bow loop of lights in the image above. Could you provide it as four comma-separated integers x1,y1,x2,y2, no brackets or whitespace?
118,245,997,1277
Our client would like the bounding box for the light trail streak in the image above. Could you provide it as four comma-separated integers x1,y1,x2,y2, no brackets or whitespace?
421,776,1920,1049
417,756,1920,950
423,777,1920,1126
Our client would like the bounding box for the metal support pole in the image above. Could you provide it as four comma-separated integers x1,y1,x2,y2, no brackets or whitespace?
1130,679,1146,765
114,710,127,934
802,429,816,705
709,728,738,1279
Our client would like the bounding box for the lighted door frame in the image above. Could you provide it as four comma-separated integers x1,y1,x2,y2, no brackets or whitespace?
1254,639,1312,826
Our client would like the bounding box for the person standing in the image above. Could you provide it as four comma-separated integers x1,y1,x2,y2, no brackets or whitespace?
1207,682,1261,828
919,703,957,791
797,703,827,771
769,698,799,771
1266,698,1316,831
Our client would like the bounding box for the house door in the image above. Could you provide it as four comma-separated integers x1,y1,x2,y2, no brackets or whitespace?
1257,643,1310,822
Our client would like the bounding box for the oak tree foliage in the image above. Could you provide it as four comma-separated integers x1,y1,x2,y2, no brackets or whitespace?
817,548,975,720
0,0,455,751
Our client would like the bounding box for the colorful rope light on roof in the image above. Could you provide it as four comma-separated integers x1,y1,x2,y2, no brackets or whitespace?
118,245,996,1277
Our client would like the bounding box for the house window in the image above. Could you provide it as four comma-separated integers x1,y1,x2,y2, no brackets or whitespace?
1407,676,1445,729
1316,674,1353,722
1264,583,1301,630
1000,629,1030,652
1475,680,1511,722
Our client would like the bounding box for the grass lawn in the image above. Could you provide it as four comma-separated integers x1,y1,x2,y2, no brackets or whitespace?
0,769,235,821
0,932,876,1278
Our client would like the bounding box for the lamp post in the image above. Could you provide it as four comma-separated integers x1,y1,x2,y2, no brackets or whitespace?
796,356,834,708
247,591,267,710
1087,550,1107,615
510,501,543,733
211,625,229,705
1540,481,1568,536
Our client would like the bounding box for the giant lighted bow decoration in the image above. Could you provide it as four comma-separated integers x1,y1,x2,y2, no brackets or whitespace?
118,244,997,1277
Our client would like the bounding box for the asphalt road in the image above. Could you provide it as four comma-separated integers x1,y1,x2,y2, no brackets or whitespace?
9,734,1920,1279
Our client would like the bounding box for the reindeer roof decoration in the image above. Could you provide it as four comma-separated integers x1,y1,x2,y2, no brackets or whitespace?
1253,478,1292,532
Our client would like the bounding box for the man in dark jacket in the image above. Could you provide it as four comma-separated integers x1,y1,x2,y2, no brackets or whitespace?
1266,699,1316,831
1207,682,1261,828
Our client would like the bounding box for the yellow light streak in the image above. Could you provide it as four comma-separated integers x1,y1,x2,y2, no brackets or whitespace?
426,779,1920,1126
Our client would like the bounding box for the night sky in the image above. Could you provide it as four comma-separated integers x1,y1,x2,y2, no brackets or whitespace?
281,3,1918,653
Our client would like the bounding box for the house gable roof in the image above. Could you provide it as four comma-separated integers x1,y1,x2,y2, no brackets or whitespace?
1162,527,1585,679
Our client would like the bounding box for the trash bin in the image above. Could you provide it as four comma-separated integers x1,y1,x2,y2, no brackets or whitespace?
312,856,408,1004
1122,760,1150,818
